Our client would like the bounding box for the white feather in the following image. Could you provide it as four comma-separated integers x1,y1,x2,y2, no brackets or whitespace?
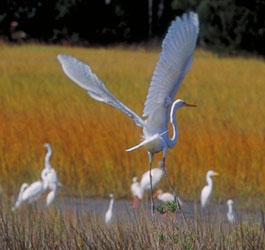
144,12,199,134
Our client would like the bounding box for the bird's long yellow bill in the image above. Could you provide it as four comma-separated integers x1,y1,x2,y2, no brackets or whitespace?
185,103,197,107
213,172,219,176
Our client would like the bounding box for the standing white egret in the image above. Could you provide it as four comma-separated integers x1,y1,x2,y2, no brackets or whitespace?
153,189,183,206
200,170,219,208
130,177,143,208
12,177,49,210
105,194,114,224
57,12,199,213
42,143,62,189
227,199,235,223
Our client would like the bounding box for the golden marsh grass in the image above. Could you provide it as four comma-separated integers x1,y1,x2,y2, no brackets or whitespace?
0,44,264,205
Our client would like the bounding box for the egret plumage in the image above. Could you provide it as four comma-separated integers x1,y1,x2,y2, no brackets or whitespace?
44,143,52,169
12,179,49,211
140,162,164,193
105,194,114,224
200,170,219,208
130,177,143,208
45,168,60,206
46,187,57,207
12,144,61,210
42,143,62,206
57,12,199,214
227,199,235,223
153,189,183,206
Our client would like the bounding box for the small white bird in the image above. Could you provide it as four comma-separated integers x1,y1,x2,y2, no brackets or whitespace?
200,170,219,208
153,189,183,206
105,194,114,224
227,199,235,223
130,177,143,208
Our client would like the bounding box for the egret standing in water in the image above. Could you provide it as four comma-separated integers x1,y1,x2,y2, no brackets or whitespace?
105,194,114,224
200,170,219,208
227,199,235,223
57,12,199,214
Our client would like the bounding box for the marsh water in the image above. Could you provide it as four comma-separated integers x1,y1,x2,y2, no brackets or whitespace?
51,196,263,225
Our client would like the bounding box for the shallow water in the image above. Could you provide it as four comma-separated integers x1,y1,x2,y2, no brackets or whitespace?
52,196,263,225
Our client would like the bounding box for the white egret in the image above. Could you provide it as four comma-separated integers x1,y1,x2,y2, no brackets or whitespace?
105,194,114,224
227,199,235,223
200,170,219,208
130,177,143,208
153,189,183,206
57,12,199,214
42,143,62,189
12,178,49,210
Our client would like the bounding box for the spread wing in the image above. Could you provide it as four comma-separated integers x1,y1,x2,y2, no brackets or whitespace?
143,12,199,134
57,54,145,128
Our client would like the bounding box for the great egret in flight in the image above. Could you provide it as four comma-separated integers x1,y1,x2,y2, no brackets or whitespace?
227,199,235,223
130,177,143,208
105,194,114,224
200,170,219,208
57,12,199,214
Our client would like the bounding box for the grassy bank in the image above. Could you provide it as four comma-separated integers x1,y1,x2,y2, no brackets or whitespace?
0,44,264,205
0,197,264,249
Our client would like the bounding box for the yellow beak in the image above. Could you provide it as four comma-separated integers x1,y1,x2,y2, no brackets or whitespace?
213,172,219,176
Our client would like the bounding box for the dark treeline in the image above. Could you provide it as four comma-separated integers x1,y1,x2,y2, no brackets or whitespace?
0,0,264,56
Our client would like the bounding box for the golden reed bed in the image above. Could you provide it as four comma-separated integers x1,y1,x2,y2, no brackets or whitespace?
0,44,264,206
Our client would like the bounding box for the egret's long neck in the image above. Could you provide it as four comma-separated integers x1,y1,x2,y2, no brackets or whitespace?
108,198,114,212
45,146,52,169
167,101,181,148
206,175,213,189
41,169,47,181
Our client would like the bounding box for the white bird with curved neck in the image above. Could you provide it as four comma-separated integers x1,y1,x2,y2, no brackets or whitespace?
57,12,199,214
200,170,219,208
